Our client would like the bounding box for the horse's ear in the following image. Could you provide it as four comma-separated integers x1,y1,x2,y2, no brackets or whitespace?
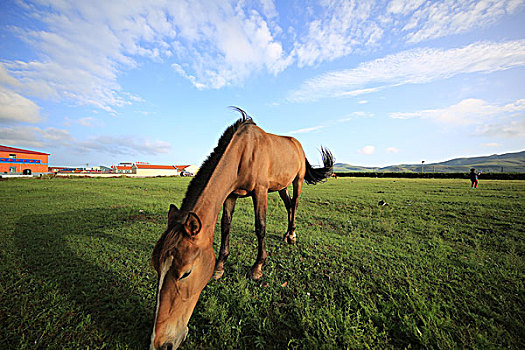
184,212,202,236
168,204,179,228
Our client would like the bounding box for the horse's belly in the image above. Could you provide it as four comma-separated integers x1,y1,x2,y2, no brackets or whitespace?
232,189,250,197
267,178,293,192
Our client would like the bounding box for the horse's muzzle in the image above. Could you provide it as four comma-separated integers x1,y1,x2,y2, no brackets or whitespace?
158,327,188,350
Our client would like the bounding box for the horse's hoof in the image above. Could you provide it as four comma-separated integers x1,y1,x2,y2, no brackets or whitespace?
284,233,296,244
249,268,263,280
213,269,224,280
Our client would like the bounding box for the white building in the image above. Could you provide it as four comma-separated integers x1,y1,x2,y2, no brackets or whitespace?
132,164,178,176
176,164,199,175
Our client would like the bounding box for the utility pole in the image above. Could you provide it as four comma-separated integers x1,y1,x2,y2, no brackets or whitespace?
421,161,425,173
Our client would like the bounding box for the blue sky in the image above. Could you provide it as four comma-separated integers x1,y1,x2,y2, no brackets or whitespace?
1,0,524,167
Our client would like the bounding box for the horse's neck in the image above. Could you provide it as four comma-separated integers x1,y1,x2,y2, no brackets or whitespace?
191,147,241,241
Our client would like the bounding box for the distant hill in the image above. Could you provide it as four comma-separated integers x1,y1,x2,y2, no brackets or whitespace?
333,163,378,172
334,150,525,173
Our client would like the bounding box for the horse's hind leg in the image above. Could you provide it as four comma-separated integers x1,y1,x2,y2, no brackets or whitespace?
282,178,302,244
249,188,268,280
213,195,237,280
279,188,293,242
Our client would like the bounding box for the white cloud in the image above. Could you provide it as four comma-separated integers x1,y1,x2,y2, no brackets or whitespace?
0,65,21,87
171,63,206,90
0,126,72,148
387,0,424,15
63,116,103,128
4,0,290,109
0,125,171,155
338,111,374,122
4,0,525,111
390,99,493,125
289,0,524,69
288,125,326,134
0,87,41,123
170,3,291,88
0,126,45,148
338,86,390,98
502,99,525,112
77,117,97,127
290,110,373,134
390,98,525,126
482,142,502,147
358,145,375,155
390,112,420,120
401,0,525,43
476,118,525,138
291,1,383,67
386,147,400,154
75,136,171,155
288,40,525,102
258,0,278,19
390,98,525,140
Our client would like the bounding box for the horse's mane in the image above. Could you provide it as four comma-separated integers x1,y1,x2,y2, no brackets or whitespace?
180,107,254,214
152,108,254,269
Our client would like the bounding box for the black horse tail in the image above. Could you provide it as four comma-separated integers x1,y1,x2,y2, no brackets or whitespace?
304,147,334,185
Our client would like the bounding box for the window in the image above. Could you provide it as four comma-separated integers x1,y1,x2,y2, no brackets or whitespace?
9,167,16,173
9,154,16,159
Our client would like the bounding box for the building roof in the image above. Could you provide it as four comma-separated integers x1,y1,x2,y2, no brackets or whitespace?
175,165,189,170
0,145,49,155
134,164,177,170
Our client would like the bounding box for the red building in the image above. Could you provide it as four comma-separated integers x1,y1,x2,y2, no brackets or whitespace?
0,145,50,174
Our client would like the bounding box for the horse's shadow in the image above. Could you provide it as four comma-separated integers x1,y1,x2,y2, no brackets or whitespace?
13,208,155,349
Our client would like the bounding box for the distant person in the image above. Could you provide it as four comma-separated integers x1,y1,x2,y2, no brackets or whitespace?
469,168,481,189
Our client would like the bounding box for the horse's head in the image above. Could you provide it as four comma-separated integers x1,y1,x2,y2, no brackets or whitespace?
150,204,215,350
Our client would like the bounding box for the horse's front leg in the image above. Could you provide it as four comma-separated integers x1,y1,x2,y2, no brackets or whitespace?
213,195,237,280
249,188,268,280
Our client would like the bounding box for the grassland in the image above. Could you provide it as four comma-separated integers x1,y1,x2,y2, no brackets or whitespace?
1,177,524,349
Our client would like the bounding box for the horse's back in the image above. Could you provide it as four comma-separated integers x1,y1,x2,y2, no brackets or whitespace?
233,124,305,191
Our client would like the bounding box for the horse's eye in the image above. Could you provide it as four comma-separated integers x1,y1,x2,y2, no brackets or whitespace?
180,270,191,280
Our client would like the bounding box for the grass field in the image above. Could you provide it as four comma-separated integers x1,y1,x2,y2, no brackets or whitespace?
1,177,524,349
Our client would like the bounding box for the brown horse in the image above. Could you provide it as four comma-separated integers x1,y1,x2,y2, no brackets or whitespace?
150,108,333,349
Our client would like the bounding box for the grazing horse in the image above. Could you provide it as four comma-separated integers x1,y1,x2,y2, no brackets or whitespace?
150,108,333,350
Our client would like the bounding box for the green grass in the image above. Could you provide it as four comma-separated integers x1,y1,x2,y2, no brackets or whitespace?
1,177,524,349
